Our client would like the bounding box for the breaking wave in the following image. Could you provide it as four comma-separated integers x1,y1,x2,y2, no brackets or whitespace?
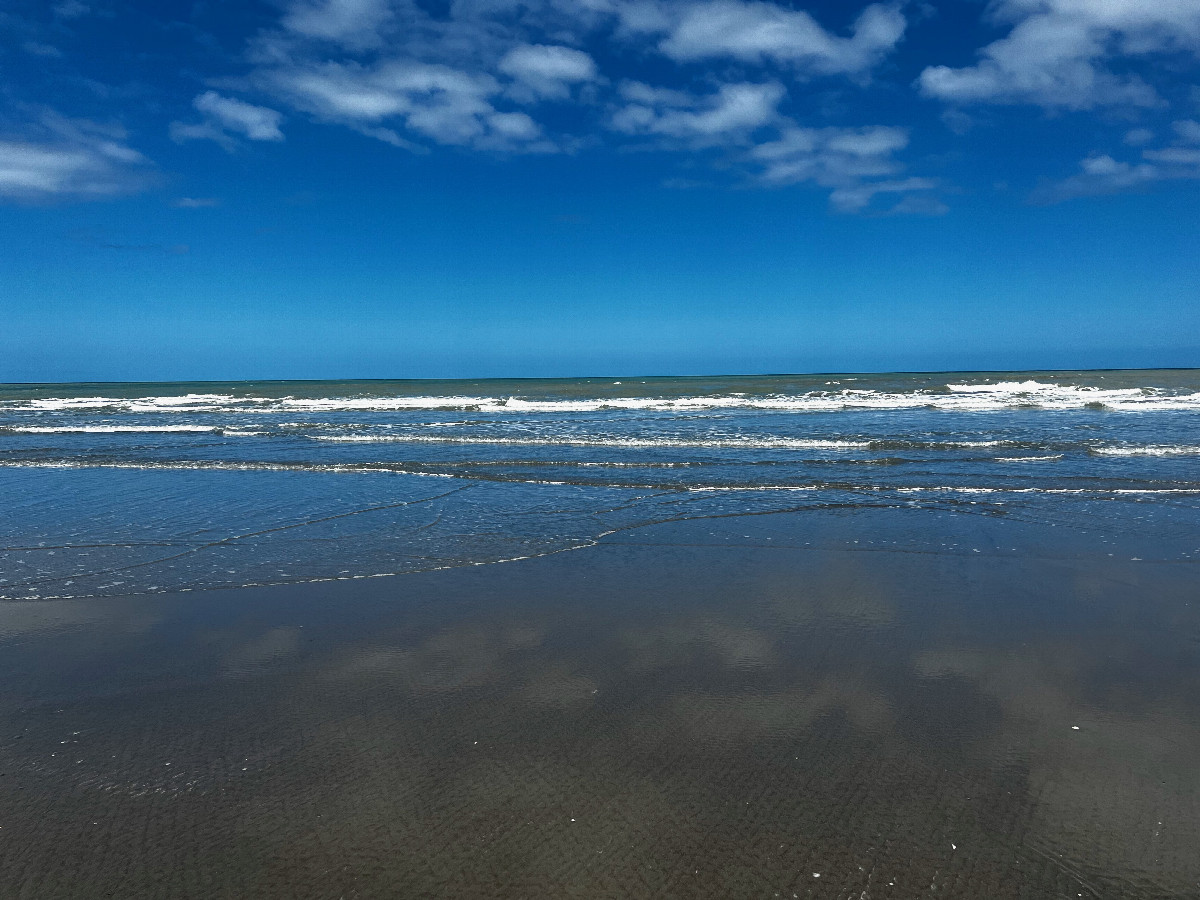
4,380,1200,414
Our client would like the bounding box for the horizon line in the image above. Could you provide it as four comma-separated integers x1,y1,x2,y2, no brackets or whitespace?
2,365,1198,388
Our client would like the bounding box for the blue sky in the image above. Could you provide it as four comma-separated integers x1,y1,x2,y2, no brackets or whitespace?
2,0,1199,380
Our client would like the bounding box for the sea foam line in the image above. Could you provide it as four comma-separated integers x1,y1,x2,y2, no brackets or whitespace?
1092,445,1200,457
3,425,218,433
5,381,1200,413
312,435,871,449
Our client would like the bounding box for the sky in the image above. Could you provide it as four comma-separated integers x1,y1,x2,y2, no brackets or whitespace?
2,0,1200,381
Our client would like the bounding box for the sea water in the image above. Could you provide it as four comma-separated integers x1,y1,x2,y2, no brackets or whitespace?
2,370,1198,599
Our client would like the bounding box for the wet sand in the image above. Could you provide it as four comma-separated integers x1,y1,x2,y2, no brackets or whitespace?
1,507,1198,898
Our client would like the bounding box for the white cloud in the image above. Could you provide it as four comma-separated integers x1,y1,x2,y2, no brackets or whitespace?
828,176,939,213
196,92,285,141
752,125,907,180
488,111,542,140
263,60,554,150
0,113,150,200
919,0,1200,109
170,92,285,150
656,0,906,74
1035,154,1157,200
267,63,413,121
281,0,394,48
748,124,934,212
237,0,914,158
499,44,598,99
611,81,784,144
1174,118,1200,143
163,0,932,192
1035,129,1200,202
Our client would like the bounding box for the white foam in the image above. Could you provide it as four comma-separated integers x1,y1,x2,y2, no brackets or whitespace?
2,381,1200,415
946,380,1058,393
5,383,1200,414
14,393,263,413
3,425,218,434
312,435,870,450
1093,445,1200,457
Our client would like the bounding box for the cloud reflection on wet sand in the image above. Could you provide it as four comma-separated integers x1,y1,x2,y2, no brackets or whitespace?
0,509,1197,897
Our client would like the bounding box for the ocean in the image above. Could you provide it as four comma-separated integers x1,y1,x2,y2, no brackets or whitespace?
2,369,1198,601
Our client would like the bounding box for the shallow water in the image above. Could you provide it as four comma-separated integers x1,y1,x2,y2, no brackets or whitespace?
2,371,1198,599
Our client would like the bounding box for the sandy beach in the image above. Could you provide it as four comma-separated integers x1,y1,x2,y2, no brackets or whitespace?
3,505,1196,898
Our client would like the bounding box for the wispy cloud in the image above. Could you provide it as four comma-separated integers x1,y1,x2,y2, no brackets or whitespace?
52,0,89,19
22,41,64,58
0,112,151,201
611,82,785,145
1034,120,1200,202
170,92,285,151
172,197,221,208
749,125,937,213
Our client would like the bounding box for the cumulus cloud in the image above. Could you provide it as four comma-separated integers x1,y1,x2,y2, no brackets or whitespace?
170,91,285,150
236,0,910,160
281,0,394,49
611,81,785,144
654,0,906,74
499,44,598,100
918,0,1200,109
0,112,150,200
606,78,934,211
262,60,554,149
1,0,930,208
248,2,591,152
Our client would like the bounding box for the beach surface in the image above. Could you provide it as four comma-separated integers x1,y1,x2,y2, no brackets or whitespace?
2,505,1198,899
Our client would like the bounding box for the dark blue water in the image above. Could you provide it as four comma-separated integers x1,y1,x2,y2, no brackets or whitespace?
3,371,1199,599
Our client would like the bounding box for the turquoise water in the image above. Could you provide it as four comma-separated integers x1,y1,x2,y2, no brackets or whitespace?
2,370,1199,599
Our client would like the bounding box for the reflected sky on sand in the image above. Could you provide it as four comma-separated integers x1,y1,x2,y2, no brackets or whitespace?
1,507,1198,898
